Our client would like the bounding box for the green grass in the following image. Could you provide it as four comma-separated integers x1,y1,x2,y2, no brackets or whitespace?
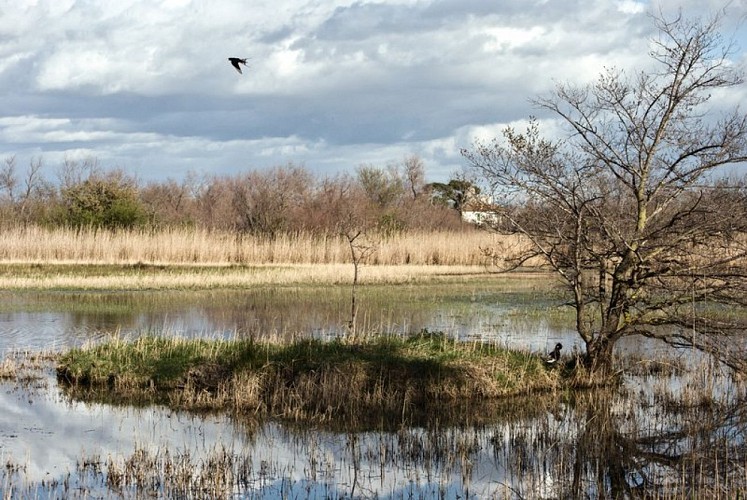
56,333,566,423
58,336,251,387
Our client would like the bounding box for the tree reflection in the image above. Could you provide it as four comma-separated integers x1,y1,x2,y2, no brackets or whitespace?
223,376,747,498
11,367,747,497
556,384,747,498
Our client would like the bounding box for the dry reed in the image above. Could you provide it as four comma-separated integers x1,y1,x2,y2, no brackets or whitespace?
0,263,547,290
0,357,17,379
0,225,528,266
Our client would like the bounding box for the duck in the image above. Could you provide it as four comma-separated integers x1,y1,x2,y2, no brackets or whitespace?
228,57,249,74
545,343,562,365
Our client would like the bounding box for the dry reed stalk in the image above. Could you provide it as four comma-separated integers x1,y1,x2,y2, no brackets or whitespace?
0,263,538,290
0,358,17,379
0,225,531,266
0,351,54,383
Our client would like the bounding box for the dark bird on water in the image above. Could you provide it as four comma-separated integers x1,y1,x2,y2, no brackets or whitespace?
545,343,562,365
228,57,249,74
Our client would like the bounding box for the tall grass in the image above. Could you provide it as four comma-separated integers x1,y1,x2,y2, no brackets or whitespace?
0,225,528,266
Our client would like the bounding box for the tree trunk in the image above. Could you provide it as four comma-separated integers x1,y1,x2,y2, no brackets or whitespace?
584,336,615,379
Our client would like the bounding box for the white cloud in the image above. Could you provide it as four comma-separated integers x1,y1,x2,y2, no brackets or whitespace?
0,0,745,183
481,26,547,53
617,1,645,14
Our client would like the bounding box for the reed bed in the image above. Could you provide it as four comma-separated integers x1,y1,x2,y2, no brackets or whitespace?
0,225,526,266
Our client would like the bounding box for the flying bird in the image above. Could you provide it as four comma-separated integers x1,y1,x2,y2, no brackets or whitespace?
228,57,249,74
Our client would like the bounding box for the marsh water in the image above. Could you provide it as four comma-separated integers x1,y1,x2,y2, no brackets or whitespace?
0,283,577,351
1,283,745,498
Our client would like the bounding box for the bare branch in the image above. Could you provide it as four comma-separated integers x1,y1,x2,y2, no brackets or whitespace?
464,12,747,375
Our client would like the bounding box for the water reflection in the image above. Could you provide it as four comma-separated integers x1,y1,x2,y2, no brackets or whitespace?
0,285,577,354
2,366,745,498
2,285,741,497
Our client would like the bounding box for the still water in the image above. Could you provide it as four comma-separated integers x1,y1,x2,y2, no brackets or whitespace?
0,285,743,498
0,284,578,353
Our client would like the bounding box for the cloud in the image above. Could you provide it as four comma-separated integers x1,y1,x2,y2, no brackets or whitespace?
0,0,744,183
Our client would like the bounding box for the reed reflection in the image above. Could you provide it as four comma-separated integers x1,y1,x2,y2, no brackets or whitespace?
0,284,574,350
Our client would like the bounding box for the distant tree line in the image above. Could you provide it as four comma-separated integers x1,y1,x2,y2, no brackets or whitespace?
0,154,471,235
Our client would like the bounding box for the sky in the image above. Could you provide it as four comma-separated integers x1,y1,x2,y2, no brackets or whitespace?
1,0,746,184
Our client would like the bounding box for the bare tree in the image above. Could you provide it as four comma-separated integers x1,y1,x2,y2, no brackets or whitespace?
0,156,49,227
0,155,18,202
402,155,426,199
18,157,46,226
344,226,378,337
463,12,747,376
140,178,194,228
332,185,378,337
302,173,357,233
58,156,100,191
229,164,312,236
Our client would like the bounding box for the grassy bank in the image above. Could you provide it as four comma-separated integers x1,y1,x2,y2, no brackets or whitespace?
56,333,566,424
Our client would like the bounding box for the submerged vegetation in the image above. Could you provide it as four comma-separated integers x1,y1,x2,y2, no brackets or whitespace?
56,333,567,425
